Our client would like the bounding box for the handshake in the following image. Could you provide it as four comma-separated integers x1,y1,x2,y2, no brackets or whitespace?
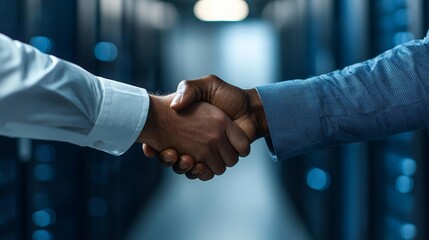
137,75,269,181
135,39,425,179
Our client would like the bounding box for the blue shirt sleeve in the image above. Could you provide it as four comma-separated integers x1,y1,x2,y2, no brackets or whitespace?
257,34,429,161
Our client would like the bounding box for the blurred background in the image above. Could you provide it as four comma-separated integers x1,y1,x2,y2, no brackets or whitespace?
0,0,429,239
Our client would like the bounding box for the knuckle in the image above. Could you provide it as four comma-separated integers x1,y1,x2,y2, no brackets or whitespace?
199,149,211,159
210,74,222,81
207,74,222,86
213,114,227,125
208,74,218,79
209,134,223,145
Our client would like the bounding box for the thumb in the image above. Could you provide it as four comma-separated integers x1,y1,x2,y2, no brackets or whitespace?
170,80,200,110
142,143,158,158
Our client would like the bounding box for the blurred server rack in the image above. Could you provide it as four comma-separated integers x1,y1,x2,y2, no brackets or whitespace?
22,0,82,239
81,145,162,240
368,0,427,239
282,150,343,240
421,1,429,238
0,0,21,40
423,3,429,239
278,0,347,239
25,142,82,240
23,0,76,60
0,0,164,239
0,1,25,240
275,0,309,81
337,0,370,240
77,0,163,239
0,138,23,240
21,0,81,240
278,0,372,239
368,133,424,240
427,1,429,30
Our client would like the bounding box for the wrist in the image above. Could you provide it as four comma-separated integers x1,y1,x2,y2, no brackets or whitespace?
138,95,170,147
245,88,269,139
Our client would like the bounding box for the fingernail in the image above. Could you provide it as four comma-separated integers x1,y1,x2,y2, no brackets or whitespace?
177,81,186,94
171,94,182,106
191,167,201,175
164,156,174,164
179,161,188,170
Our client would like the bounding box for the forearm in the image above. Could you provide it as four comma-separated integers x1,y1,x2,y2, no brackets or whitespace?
257,37,429,161
0,34,149,155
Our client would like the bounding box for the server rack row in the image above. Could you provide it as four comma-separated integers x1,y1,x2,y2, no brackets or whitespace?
278,0,428,239
0,139,22,240
0,0,163,239
368,2,426,240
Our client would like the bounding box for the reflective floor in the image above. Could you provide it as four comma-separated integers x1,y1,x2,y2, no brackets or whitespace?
126,140,311,240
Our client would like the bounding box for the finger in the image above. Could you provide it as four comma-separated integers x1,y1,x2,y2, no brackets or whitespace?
171,80,198,110
171,75,220,110
172,155,195,174
142,144,158,158
204,149,227,176
178,155,197,172
185,162,206,180
185,172,198,180
198,167,215,181
225,120,251,157
172,163,186,175
217,135,239,168
159,149,179,166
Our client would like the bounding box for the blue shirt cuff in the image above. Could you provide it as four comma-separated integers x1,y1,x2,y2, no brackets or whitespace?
256,80,323,161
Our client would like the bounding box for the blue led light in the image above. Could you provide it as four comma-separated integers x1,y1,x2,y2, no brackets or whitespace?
32,209,56,227
400,158,416,176
33,164,54,182
306,168,331,191
394,32,415,45
396,175,414,193
94,42,118,62
30,36,53,53
400,223,417,240
35,145,56,162
32,230,52,240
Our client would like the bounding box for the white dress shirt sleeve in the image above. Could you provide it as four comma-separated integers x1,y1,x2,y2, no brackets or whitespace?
0,33,150,155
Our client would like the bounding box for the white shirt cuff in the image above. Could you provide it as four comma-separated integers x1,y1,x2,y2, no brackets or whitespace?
86,77,149,155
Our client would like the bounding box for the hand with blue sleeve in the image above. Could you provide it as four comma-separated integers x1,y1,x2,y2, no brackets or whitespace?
145,34,429,180
143,75,268,180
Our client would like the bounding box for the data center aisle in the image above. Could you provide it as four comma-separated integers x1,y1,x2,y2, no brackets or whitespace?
126,140,311,240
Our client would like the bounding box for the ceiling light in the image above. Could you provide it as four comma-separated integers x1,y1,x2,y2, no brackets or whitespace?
193,0,249,22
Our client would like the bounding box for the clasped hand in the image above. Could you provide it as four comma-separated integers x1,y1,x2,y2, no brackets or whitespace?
139,75,268,181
